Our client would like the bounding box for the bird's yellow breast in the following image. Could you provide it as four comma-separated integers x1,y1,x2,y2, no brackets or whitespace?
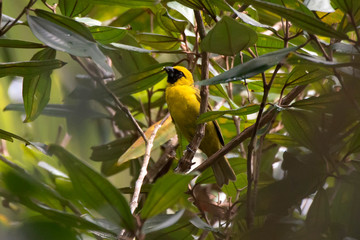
165,85,199,139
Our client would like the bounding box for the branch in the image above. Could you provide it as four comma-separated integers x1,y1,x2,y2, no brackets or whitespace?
130,113,170,213
175,10,209,172
245,64,281,228
71,56,148,143
0,0,36,36
192,85,307,173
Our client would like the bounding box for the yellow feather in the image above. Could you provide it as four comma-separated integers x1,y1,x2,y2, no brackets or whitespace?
165,66,236,186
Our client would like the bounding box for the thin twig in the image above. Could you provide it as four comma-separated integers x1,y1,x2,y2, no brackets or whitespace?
245,64,281,228
0,0,36,36
71,56,148,143
176,10,209,172
130,113,170,213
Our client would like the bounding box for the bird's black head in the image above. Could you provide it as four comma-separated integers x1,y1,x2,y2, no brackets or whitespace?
164,66,185,84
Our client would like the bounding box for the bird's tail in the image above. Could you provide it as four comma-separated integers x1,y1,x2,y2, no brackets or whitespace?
211,156,236,187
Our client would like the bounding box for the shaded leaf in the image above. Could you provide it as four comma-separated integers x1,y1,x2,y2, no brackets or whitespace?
0,60,65,78
48,145,135,231
245,0,348,39
34,9,94,41
142,209,185,234
265,134,299,148
4,104,109,119
91,135,136,162
281,110,318,150
196,158,246,184
117,117,176,165
196,104,260,123
284,65,331,87
106,63,168,97
27,14,113,75
332,42,360,55
305,188,330,232
200,16,257,56
89,0,160,7
141,173,194,218
287,53,357,67
197,47,297,86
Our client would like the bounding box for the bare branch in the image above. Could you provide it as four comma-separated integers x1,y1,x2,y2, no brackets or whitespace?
0,0,36,37
130,113,170,213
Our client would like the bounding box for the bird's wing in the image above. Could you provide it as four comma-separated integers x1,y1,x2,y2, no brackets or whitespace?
194,87,225,146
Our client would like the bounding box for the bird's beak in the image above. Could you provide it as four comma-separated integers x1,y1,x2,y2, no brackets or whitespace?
164,66,174,74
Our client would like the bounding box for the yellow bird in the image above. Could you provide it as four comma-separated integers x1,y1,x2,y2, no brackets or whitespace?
164,66,236,186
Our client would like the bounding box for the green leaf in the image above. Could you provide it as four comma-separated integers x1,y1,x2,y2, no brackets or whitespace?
196,104,260,123
0,39,44,48
230,6,274,30
209,84,239,109
106,63,168,97
48,145,135,231
200,16,257,56
88,0,160,7
142,209,185,234
156,8,188,33
27,15,113,75
89,26,127,44
0,60,65,78
117,117,176,165
197,47,297,86
141,172,194,218
136,33,180,50
59,0,92,17
0,129,31,144
167,1,195,26
245,0,348,39
4,104,109,119
23,48,55,122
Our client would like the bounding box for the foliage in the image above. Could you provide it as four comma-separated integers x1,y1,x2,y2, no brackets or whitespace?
0,0,360,239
